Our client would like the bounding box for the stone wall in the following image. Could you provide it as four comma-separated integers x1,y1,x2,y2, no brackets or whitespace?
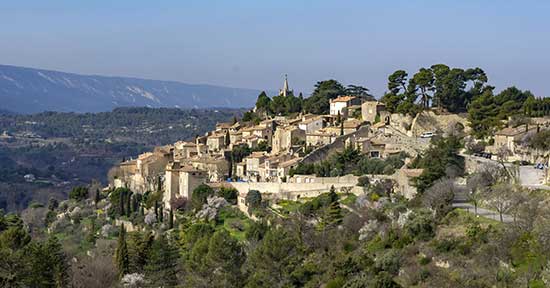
301,125,370,164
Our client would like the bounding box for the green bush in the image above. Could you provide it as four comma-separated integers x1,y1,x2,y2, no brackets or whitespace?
69,186,88,201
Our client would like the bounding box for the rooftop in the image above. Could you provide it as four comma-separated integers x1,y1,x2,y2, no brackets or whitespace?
330,95,357,103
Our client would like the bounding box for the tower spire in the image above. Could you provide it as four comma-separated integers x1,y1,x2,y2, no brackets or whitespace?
283,74,289,94
279,74,292,97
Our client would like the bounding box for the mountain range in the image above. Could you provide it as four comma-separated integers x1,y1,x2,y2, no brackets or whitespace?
0,64,264,114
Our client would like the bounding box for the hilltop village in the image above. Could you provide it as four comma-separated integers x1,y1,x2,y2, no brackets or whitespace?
110,75,550,217
4,66,550,287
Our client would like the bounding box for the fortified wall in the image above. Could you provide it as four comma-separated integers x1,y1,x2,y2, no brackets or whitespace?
301,125,370,164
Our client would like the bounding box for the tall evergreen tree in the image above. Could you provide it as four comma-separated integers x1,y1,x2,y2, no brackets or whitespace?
204,229,245,287
145,235,179,287
169,209,174,229
115,224,130,278
45,236,69,288
119,191,125,216
126,192,132,216
94,188,101,207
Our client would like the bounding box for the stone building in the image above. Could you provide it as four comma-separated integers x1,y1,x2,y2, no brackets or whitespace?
272,125,305,154
298,115,324,133
174,141,199,160
163,161,207,209
113,149,172,194
493,124,537,154
306,129,338,147
189,156,229,182
361,101,388,123
329,96,362,117
206,133,227,152
243,152,268,181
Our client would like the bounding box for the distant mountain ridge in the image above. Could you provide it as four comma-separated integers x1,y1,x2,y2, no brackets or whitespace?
0,64,263,114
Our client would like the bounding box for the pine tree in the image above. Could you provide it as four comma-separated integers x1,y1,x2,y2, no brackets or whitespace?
326,201,343,226
115,224,130,278
169,209,174,229
46,235,69,288
145,235,179,287
204,229,245,286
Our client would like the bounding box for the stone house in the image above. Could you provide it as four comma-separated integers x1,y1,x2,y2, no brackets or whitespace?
272,125,305,154
244,152,268,181
229,130,243,146
189,156,229,182
361,101,387,123
306,129,338,147
173,141,198,160
163,161,207,209
329,96,362,117
112,149,172,194
494,125,537,154
206,133,227,152
342,119,364,134
235,162,246,179
215,122,233,132
259,154,296,182
241,124,273,143
243,135,262,149
298,116,324,133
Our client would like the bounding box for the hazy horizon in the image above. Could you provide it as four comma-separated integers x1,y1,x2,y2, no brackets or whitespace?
1,0,549,97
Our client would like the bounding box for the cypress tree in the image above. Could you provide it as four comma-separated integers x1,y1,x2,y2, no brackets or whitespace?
94,188,101,207
169,209,174,229
159,205,164,223
340,121,344,136
119,191,125,216
126,193,132,216
225,130,231,147
115,224,130,278
154,201,159,219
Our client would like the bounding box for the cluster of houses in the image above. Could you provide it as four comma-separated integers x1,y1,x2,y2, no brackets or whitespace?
110,77,550,211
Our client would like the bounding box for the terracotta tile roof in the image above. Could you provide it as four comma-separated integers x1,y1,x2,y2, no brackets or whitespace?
331,95,357,103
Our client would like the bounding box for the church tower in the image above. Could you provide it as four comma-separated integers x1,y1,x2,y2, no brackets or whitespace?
279,74,293,97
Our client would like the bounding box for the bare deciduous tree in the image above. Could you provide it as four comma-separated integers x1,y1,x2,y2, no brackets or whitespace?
423,178,460,219
483,183,516,222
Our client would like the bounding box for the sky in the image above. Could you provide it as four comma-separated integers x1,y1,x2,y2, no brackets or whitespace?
1,0,549,97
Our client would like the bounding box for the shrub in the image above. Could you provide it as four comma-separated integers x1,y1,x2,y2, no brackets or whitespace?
217,187,238,205
357,176,370,187
69,186,89,201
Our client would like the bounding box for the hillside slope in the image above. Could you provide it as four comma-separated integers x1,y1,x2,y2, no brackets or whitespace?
0,64,261,113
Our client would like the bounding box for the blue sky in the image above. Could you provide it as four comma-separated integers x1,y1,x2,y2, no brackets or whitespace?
1,0,549,97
